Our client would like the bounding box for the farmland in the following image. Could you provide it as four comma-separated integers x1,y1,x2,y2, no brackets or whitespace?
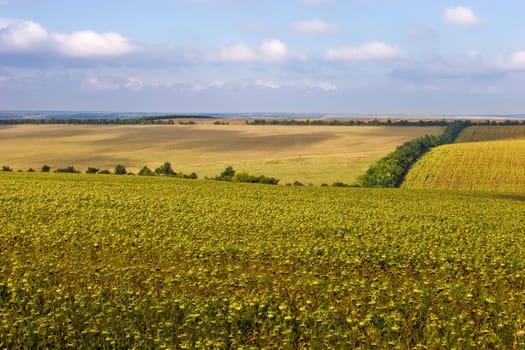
1,172,525,349
0,124,441,185
402,126,525,193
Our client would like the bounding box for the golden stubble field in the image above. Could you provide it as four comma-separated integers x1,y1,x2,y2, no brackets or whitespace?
0,123,442,185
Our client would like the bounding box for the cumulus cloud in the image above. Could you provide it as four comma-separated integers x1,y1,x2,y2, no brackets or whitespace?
0,19,49,52
259,39,289,60
0,18,136,58
54,31,136,57
293,19,337,34
214,39,299,62
325,42,403,60
443,6,480,27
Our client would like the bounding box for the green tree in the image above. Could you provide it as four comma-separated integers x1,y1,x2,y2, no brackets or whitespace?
155,162,176,176
114,164,127,175
41,165,51,172
138,166,156,176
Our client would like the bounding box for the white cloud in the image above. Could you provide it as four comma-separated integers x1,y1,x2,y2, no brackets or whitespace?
0,19,49,52
325,42,403,60
214,39,299,62
0,18,136,57
124,77,144,91
318,82,337,91
293,19,337,34
443,6,480,27
54,31,136,57
255,79,281,89
260,39,289,61
0,75,9,83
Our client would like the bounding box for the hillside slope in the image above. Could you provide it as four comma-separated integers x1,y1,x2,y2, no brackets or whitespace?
1,172,525,348
402,137,525,193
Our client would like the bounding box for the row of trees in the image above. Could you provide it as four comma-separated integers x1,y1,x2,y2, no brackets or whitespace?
356,121,471,188
209,166,279,185
1,162,198,179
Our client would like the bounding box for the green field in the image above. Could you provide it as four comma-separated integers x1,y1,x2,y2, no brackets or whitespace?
402,126,525,193
1,172,525,349
0,124,441,185
456,125,525,143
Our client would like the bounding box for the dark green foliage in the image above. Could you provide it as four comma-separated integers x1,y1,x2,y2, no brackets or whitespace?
178,172,198,180
41,165,51,172
155,162,176,176
1,165,12,172
212,167,278,185
332,182,351,187
55,166,80,173
293,181,304,186
97,169,111,174
86,167,99,174
214,166,236,181
233,172,279,185
114,165,127,175
357,121,471,188
138,166,156,176
27,168,35,172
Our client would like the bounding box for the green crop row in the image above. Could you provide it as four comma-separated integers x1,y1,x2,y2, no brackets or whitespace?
1,172,524,349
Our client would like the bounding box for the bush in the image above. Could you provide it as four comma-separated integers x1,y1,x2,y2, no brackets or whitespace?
114,164,127,175
214,166,235,181
1,165,12,172
41,165,51,172
28,168,35,172
97,169,111,174
86,167,99,174
293,181,304,186
155,162,176,176
55,166,80,173
138,166,156,176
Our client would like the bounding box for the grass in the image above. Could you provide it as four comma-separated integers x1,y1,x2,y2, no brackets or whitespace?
0,124,442,185
402,126,525,193
1,172,525,348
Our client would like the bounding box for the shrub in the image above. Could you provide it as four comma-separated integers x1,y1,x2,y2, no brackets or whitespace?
97,169,111,174
138,166,156,176
155,162,176,176
55,166,80,173
1,165,12,172
86,167,99,174
41,165,51,172
214,166,236,181
114,164,127,175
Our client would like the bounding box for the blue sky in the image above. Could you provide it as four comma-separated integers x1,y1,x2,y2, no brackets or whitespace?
0,0,524,114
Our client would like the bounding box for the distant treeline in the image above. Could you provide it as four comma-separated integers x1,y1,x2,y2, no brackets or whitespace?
0,115,213,125
356,121,471,188
246,118,525,127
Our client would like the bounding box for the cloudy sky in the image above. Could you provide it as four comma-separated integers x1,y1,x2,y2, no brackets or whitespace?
0,0,524,114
